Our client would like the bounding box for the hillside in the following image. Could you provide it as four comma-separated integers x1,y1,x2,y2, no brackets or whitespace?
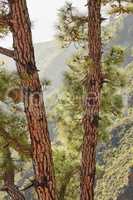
95,116,133,200
95,14,133,198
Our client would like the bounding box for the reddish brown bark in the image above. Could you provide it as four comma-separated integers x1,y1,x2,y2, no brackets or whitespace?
2,148,25,200
80,1,102,200
2,0,57,199
3,172,25,200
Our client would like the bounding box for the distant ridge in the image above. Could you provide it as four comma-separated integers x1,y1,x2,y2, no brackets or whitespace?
0,40,75,95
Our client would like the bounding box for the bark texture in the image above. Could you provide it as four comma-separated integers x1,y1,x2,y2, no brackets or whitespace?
6,0,56,199
80,1,102,200
3,148,25,200
4,168,25,200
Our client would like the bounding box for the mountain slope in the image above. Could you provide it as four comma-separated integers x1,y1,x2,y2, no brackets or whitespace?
95,116,133,200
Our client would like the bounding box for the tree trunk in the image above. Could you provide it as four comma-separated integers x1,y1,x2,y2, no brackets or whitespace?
7,0,56,199
3,148,25,200
4,171,25,200
80,1,102,200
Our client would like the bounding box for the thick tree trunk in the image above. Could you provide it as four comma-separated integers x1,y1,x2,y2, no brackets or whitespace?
80,1,102,200
7,0,56,199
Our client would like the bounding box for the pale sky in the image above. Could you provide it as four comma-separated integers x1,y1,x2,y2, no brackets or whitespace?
0,0,86,47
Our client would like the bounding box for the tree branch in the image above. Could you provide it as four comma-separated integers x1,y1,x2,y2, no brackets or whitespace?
20,181,34,191
0,46,14,58
0,127,31,157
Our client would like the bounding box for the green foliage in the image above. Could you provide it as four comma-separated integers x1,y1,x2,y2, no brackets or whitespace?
56,2,87,47
95,116,133,200
50,44,125,199
0,111,29,153
99,46,126,139
52,4,129,198
104,46,125,65
56,1,133,48
0,67,20,101
125,62,133,93
0,147,15,177
53,147,80,200
0,65,30,193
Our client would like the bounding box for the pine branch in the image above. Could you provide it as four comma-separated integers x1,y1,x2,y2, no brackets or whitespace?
0,127,31,157
0,46,14,58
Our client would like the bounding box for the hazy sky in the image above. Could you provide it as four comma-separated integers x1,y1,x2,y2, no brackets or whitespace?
0,0,86,47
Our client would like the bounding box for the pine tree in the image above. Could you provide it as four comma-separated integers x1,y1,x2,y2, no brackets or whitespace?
0,1,56,199
50,45,124,199
56,1,127,199
79,1,103,199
